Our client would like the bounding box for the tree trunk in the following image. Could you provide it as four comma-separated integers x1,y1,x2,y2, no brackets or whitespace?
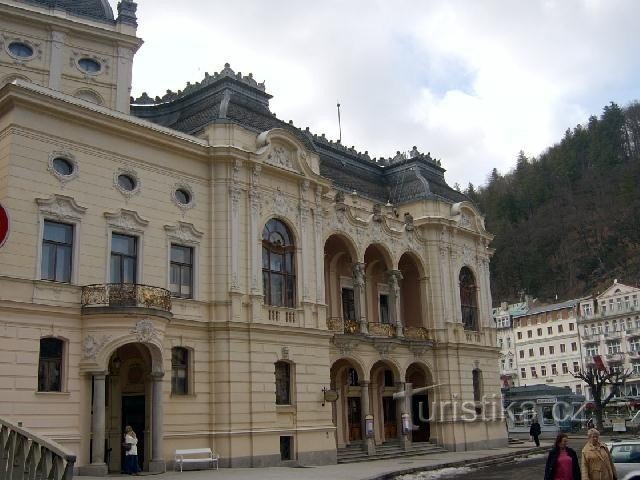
595,403,605,431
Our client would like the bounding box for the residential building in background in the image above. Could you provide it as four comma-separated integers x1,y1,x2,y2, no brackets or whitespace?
578,280,640,398
510,299,585,395
494,300,529,387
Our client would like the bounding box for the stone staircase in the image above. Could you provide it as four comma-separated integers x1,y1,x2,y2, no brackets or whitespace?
337,440,447,464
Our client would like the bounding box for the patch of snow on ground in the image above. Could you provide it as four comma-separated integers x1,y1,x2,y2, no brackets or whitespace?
514,453,546,462
397,466,474,479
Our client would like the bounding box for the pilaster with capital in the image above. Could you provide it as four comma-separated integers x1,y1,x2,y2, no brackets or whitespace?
229,183,242,293
249,166,262,296
314,186,325,304
48,31,65,90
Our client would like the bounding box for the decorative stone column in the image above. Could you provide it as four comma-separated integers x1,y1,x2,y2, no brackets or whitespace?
352,262,367,334
387,270,404,337
360,381,375,455
87,372,107,476
396,382,410,450
149,372,166,473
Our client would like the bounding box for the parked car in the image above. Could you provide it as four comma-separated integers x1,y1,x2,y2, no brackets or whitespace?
607,440,640,479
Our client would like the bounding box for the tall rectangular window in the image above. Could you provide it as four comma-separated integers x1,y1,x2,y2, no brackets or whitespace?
379,294,390,324
38,338,63,392
171,347,189,395
520,368,526,379
275,361,291,405
110,233,137,283
341,288,356,321
41,221,73,282
562,363,569,374
170,244,193,298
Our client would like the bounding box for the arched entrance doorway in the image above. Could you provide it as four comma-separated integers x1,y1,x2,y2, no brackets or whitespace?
406,363,432,442
370,360,400,443
330,358,364,447
104,344,153,472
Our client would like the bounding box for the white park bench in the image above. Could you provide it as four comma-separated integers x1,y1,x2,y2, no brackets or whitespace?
174,448,219,472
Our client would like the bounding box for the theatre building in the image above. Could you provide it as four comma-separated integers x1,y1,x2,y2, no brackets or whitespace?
0,0,506,473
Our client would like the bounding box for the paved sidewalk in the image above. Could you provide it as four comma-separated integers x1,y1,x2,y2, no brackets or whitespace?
80,442,552,480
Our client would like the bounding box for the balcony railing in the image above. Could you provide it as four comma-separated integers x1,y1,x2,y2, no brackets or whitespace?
368,323,396,337
403,326,430,341
81,284,172,313
0,417,76,480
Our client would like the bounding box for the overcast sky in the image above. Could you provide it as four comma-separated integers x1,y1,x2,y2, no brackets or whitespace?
113,0,640,188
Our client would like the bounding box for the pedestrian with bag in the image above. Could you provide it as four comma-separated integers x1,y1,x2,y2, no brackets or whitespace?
544,433,581,480
530,418,542,447
123,425,141,475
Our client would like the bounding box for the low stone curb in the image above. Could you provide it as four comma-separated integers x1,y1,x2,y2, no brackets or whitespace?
366,446,549,480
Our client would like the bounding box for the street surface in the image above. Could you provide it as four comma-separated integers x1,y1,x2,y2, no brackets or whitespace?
448,455,547,479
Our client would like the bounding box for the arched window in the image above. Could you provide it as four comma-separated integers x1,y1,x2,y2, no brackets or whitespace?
459,267,479,331
262,219,296,307
38,338,64,392
171,347,189,395
275,361,292,405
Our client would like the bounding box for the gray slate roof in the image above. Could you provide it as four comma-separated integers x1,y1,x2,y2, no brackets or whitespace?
16,0,115,22
131,65,469,207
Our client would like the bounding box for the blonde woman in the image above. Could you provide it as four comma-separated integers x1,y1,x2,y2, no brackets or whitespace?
123,425,140,475
580,429,617,480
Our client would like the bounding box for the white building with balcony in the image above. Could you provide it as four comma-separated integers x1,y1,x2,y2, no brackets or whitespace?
511,299,586,395
494,301,530,387
578,280,640,398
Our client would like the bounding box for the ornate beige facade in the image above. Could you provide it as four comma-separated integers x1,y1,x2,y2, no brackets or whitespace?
0,0,506,474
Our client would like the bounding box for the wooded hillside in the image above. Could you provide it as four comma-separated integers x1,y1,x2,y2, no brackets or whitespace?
466,102,640,304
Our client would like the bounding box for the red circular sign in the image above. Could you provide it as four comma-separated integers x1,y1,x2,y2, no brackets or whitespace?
0,203,9,248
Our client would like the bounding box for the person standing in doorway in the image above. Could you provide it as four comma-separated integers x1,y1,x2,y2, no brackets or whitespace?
123,425,140,475
530,418,542,447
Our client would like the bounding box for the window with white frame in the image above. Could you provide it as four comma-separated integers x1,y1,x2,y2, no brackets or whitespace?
617,298,623,311
630,338,640,352
521,367,526,379
633,363,640,375
571,342,577,352
573,361,580,373
41,221,74,283
541,365,547,376
583,304,593,316
519,350,524,359
508,358,513,369
507,337,512,348
608,341,622,354
560,343,566,353
626,296,631,310
552,364,558,375
562,363,569,374
170,244,193,298
531,367,537,377
586,345,598,357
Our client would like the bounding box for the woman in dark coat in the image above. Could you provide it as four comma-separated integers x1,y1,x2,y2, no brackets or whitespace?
530,419,542,446
545,433,581,480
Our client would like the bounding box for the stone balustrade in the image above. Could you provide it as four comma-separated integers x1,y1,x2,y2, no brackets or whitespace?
0,417,76,480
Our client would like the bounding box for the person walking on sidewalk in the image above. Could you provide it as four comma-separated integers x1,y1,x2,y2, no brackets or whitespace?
530,418,542,447
581,428,617,480
544,433,581,480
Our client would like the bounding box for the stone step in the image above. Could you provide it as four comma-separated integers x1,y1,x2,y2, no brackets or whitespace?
337,442,446,464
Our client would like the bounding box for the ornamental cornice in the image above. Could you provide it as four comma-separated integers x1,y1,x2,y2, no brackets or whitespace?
36,194,87,221
164,221,204,245
104,208,149,233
